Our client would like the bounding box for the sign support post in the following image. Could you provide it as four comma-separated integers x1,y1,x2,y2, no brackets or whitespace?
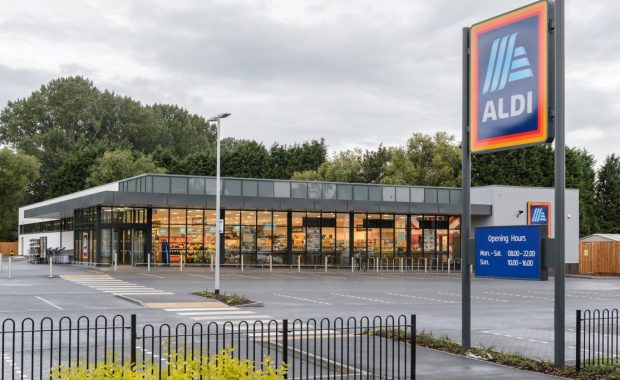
461,26,471,351
553,0,565,368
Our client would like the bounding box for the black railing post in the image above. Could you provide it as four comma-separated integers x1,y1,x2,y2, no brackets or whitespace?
411,314,416,380
130,314,137,368
576,309,581,371
282,319,289,379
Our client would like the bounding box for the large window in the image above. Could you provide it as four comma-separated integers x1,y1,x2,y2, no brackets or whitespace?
381,214,394,257
204,210,217,259
225,210,240,262
240,211,257,253
273,212,287,253
187,210,204,263
169,209,187,263
410,215,423,259
292,212,305,253
423,216,436,258
321,212,336,254
353,214,366,253
152,209,169,263
449,216,461,259
367,214,380,257
336,213,349,255
257,211,272,253
395,215,407,255
306,212,321,254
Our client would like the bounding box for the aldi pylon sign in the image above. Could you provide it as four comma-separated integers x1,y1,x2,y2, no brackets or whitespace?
470,1,552,153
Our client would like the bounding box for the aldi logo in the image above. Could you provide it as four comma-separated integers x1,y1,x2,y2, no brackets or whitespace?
470,1,551,153
527,202,551,236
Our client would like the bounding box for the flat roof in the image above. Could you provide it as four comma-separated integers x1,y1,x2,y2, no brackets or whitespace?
21,174,493,220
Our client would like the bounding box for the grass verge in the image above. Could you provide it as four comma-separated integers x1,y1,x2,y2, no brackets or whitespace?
372,328,620,379
194,290,256,306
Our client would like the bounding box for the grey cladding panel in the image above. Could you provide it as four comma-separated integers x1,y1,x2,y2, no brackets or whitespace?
274,182,290,198
323,184,337,199
396,187,409,202
308,183,322,199
353,186,368,201
243,180,258,197
369,187,382,201
258,181,274,197
224,180,242,196
153,176,170,193
437,189,450,204
411,188,424,202
291,183,308,198
188,178,205,195
424,189,438,203
337,185,352,200
171,177,188,194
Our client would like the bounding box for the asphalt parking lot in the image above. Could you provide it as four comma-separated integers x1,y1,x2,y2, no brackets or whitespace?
2,257,617,377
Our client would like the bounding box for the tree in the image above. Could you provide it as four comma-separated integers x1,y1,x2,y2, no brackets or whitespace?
292,149,364,182
566,148,597,236
220,139,269,178
406,132,461,187
0,149,40,240
85,149,167,187
595,154,620,233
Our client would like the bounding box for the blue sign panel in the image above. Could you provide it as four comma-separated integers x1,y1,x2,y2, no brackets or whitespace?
475,225,542,280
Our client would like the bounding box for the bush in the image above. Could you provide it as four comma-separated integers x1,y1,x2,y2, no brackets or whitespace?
51,348,286,379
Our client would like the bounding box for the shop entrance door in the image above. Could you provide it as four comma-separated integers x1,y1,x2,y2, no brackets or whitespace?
113,228,146,265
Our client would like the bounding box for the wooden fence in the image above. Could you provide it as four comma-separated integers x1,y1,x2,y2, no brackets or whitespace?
579,241,620,275
0,242,18,255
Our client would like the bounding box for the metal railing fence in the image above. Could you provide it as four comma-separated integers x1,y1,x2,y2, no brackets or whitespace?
576,308,620,371
1,313,416,379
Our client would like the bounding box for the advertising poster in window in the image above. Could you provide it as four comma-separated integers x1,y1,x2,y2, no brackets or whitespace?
307,227,321,253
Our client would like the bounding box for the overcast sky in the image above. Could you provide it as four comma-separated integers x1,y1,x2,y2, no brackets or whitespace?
0,0,618,165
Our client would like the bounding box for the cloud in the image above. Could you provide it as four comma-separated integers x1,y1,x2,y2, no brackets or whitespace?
0,0,617,166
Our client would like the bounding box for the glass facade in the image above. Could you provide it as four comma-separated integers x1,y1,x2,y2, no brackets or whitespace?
69,206,459,267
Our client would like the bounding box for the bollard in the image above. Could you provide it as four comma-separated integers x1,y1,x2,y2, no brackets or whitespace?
352,257,355,273
180,254,183,272
241,254,244,272
448,258,451,274
210,253,214,272
147,253,151,272
376,257,379,272
297,255,301,273
114,252,118,272
0,253,3,273
8,256,12,279
400,257,404,273
424,258,428,273
269,255,273,272
49,255,53,278
324,256,328,273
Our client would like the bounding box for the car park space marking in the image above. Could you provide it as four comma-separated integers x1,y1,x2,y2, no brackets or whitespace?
270,274,305,280
137,273,165,278
527,290,614,301
310,274,348,280
225,273,261,279
187,273,212,279
483,291,552,301
273,293,331,305
385,292,457,304
63,275,173,296
329,292,394,304
438,292,509,303
34,296,62,310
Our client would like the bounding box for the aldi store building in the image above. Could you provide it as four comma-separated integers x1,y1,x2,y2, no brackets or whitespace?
18,174,580,269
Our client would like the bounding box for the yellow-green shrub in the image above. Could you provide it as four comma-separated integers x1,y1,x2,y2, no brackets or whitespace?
50,348,286,379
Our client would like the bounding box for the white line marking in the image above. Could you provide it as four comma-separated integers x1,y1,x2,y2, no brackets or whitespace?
138,273,165,278
177,310,256,316
273,293,331,305
385,292,456,304
188,274,212,279
191,315,273,321
35,296,62,310
225,273,261,279
330,292,393,304
165,307,240,312
312,274,348,280
271,274,305,280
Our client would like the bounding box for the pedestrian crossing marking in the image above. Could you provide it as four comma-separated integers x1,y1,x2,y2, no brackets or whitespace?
62,274,173,296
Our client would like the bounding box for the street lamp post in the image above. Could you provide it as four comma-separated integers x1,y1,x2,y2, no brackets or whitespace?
207,113,231,295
